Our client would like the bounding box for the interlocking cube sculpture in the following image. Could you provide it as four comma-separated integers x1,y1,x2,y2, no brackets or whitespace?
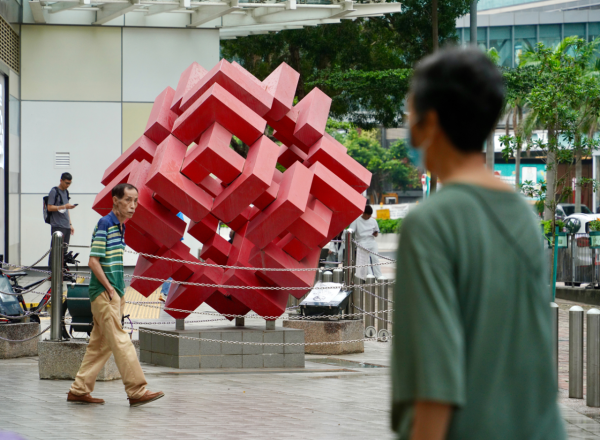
94,60,371,320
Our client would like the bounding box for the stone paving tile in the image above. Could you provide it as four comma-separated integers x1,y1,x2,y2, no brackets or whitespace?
2,316,600,440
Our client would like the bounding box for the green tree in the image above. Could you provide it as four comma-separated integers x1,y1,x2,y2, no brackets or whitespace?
221,0,471,127
502,37,600,236
327,121,419,202
499,65,541,186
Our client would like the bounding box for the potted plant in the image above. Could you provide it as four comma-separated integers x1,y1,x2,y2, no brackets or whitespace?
589,219,600,249
541,220,567,248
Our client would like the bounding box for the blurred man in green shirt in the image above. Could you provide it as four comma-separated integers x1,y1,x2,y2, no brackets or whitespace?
392,47,565,440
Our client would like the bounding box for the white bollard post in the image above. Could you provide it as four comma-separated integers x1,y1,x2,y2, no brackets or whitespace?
50,232,64,342
569,306,584,399
588,308,600,407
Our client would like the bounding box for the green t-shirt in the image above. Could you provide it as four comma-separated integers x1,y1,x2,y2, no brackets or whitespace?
391,184,565,440
88,211,126,302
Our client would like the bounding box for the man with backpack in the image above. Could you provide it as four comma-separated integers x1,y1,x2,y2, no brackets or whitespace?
46,173,76,265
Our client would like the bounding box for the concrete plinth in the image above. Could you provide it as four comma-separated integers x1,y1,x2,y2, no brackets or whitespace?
283,319,364,355
139,325,305,369
0,322,40,359
38,339,140,380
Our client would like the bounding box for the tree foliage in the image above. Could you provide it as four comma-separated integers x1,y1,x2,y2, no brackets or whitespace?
327,120,419,202
221,0,471,127
501,37,600,230
308,68,412,127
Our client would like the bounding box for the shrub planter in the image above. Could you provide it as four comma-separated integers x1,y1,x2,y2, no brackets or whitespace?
590,231,600,249
546,232,567,249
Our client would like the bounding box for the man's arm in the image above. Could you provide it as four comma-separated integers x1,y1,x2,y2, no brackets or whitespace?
411,401,453,440
69,211,74,235
88,256,115,300
48,188,76,212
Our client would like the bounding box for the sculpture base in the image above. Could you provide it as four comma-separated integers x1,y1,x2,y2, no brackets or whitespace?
139,325,305,369
38,339,140,380
282,319,364,355
0,322,40,359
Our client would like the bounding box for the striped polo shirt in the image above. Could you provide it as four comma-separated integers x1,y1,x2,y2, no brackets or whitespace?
88,211,126,302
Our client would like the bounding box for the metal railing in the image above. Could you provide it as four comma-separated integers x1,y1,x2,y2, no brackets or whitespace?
552,233,600,285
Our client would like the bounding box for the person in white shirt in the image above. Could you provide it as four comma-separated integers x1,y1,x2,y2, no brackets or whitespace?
327,232,344,263
349,205,383,279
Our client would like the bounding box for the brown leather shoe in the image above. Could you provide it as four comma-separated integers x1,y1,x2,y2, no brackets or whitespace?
67,391,105,405
128,390,164,407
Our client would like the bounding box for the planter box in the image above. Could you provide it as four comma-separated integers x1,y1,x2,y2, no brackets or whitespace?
0,322,40,359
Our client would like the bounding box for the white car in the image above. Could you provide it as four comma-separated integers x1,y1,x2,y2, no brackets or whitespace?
563,213,600,285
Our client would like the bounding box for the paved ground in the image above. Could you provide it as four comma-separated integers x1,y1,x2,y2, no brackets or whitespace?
6,264,600,439
0,307,599,440
0,343,394,440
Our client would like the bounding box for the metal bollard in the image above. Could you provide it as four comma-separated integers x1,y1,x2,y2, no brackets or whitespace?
323,271,333,283
571,234,576,286
50,231,64,341
352,274,362,317
344,229,354,285
569,306,584,399
365,275,376,328
316,269,323,284
333,268,343,284
589,308,600,407
377,278,388,333
344,229,354,316
551,302,558,378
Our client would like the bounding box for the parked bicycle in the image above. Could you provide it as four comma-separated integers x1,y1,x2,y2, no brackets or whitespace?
0,251,80,338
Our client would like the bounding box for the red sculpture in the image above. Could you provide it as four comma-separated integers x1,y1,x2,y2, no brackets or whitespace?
94,60,371,320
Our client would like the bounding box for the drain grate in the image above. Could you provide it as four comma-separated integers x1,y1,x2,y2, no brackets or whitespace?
308,358,386,368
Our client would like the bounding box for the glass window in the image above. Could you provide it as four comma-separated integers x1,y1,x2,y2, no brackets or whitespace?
589,21,600,60
477,27,487,50
590,23,600,42
539,24,561,49
514,25,536,66
564,23,585,38
462,27,486,49
490,26,512,67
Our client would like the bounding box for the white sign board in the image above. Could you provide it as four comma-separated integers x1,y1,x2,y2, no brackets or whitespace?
302,282,346,306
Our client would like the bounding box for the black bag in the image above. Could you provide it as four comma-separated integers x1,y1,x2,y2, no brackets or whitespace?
43,187,70,225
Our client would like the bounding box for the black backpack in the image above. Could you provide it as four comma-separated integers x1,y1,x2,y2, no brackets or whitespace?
43,187,70,224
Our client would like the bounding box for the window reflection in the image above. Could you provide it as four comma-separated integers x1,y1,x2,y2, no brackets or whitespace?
490,26,512,67
539,24,561,50
515,25,536,66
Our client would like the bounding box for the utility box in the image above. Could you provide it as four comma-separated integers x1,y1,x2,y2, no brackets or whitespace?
299,282,351,317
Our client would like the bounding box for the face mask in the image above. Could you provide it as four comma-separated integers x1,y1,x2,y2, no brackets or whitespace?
408,119,433,169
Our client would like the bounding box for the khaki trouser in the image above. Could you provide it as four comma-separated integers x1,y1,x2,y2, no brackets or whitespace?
70,291,147,399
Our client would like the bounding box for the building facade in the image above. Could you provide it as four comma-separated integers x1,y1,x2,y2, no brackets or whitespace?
0,0,399,266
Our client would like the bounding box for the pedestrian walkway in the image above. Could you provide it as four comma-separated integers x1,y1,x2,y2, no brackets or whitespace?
1,321,599,440
123,286,160,320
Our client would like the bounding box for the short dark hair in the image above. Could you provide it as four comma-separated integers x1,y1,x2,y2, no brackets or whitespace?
410,47,505,153
61,172,72,181
112,183,138,200
364,205,373,215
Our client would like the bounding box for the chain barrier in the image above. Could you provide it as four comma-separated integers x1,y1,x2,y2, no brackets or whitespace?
0,299,52,320
355,306,393,325
353,240,397,262
126,300,393,321
0,288,48,296
358,285,394,303
2,261,52,276
0,325,51,342
136,327,391,346
122,273,394,291
0,249,51,274
125,248,394,271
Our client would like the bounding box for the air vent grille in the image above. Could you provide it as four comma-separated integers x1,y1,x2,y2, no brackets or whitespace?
55,152,70,168
0,16,19,74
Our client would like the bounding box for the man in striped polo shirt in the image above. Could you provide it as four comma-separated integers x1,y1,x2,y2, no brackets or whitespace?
68,183,164,407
